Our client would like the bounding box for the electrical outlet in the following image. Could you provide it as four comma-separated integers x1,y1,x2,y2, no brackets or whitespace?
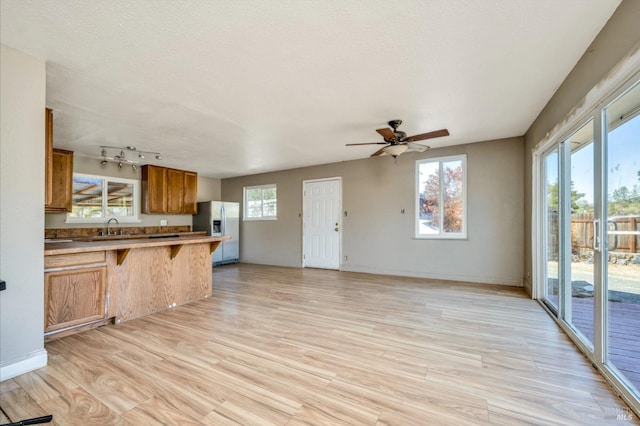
160,220,168,226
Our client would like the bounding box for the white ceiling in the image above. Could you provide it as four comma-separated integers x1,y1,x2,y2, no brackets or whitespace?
1,0,621,178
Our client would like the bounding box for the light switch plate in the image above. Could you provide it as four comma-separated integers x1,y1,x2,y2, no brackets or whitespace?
160,220,168,226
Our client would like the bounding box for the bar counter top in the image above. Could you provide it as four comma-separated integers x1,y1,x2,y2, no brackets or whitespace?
45,234,229,256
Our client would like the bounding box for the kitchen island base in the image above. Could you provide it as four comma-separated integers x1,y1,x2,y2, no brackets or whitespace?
44,236,225,339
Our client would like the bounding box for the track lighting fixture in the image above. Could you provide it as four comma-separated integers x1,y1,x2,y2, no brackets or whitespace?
98,145,163,170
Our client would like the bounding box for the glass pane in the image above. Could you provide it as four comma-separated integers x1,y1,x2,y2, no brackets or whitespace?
263,187,277,217
418,161,440,234
545,151,559,310
568,120,595,346
70,176,103,218
106,181,134,217
605,81,640,391
246,188,263,218
442,160,463,233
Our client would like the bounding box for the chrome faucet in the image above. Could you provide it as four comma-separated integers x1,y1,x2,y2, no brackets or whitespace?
106,218,119,235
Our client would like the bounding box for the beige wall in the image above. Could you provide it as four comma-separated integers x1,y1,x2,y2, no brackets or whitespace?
523,0,640,294
222,137,524,286
0,44,47,379
44,155,222,229
197,175,222,202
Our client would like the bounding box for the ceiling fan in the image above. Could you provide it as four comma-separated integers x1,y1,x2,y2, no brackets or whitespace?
346,119,449,158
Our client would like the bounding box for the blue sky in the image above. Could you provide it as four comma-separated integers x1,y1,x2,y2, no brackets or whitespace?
571,116,639,204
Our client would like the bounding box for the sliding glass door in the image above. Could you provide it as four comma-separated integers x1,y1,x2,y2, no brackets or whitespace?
537,77,640,410
543,150,559,312
604,81,640,392
566,120,595,348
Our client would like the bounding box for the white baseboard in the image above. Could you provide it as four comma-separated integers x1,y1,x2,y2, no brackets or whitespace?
341,264,523,287
0,349,47,381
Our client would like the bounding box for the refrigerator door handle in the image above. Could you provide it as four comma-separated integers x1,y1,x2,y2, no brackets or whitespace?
221,204,226,236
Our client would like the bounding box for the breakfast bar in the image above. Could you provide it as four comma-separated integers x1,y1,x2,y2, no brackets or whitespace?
44,235,227,339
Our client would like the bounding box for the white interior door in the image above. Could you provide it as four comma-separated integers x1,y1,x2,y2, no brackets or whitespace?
303,178,341,269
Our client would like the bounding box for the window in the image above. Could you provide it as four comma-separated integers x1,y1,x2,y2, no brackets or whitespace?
243,184,277,220
416,155,467,238
67,173,140,223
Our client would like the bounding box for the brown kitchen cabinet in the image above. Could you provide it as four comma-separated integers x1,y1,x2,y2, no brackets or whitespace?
45,148,74,213
167,168,184,213
45,108,53,205
141,164,167,213
142,165,197,214
44,251,108,336
183,171,198,214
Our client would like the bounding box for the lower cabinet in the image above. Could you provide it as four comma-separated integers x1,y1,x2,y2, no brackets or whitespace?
44,252,109,337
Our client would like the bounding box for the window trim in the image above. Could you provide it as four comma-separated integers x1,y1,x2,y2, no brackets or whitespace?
243,183,277,221
66,173,141,223
415,154,467,239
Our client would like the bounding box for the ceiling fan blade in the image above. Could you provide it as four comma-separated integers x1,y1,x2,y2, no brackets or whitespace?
370,147,387,157
376,127,397,141
406,128,449,142
345,142,388,146
407,142,430,152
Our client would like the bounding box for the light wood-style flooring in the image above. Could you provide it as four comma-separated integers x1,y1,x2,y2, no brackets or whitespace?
1,264,637,425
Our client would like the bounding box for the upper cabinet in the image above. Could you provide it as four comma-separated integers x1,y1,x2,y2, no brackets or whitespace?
141,165,197,214
142,164,167,213
45,108,53,205
46,149,74,213
45,108,74,213
183,171,198,214
167,168,184,214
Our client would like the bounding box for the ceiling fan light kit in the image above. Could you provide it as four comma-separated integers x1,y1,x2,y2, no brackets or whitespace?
346,119,449,158
382,144,408,157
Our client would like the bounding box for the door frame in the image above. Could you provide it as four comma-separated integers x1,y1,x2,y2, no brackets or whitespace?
302,177,342,269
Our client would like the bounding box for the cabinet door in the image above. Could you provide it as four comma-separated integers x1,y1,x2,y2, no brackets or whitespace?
44,266,107,333
183,171,198,214
142,165,167,213
45,108,53,205
46,148,73,212
167,168,184,214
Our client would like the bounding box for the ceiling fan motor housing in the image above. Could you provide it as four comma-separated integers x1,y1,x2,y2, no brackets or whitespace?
388,120,406,141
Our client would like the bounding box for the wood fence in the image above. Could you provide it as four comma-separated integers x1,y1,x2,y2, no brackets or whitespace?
571,214,639,254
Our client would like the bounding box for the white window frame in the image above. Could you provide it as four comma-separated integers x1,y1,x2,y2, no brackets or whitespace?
66,173,141,223
415,154,467,239
243,184,277,221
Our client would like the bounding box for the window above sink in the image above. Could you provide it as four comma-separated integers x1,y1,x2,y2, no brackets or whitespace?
66,173,141,223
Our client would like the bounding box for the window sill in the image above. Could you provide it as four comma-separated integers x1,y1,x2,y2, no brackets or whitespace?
243,217,278,222
413,235,468,240
65,218,142,224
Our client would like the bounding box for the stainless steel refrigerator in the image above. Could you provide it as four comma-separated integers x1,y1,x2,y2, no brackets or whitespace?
193,201,240,265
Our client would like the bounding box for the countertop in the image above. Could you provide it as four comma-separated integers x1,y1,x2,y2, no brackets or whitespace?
45,234,229,255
